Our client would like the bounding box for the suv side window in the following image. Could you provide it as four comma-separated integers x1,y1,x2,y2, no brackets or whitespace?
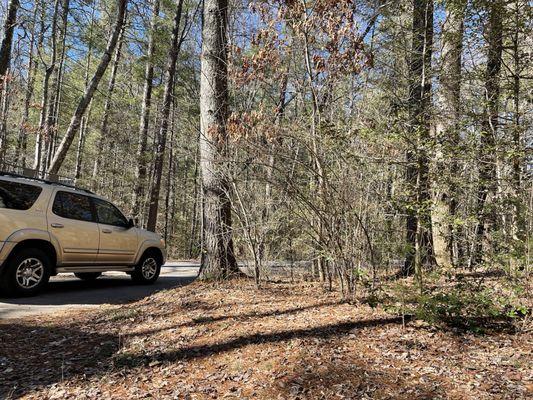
52,191,94,222
94,198,128,227
0,180,42,210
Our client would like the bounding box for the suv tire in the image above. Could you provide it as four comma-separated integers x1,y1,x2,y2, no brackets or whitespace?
74,272,102,281
131,252,161,284
0,248,51,297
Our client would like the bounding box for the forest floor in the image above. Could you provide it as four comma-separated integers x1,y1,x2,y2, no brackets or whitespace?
0,275,531,399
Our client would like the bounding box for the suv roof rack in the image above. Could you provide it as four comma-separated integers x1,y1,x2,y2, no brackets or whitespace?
0,171,94,195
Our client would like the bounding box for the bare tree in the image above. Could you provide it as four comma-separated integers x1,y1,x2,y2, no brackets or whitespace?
14,4,39,167
47,0,128,175
146,0,185,232
33,0,60,174
91,19,127,188
133,0,160,224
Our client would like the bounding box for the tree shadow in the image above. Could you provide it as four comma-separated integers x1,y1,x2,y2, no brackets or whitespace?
0,306,407,397
0,321,118,399
273,356,445,399
115,316,408,367
126,300,344,338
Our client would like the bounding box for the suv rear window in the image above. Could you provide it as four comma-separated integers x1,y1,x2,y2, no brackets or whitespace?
52,191,94,222
0,180,43,210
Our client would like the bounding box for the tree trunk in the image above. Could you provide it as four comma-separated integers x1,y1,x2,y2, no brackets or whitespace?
164,104,176,244
91,20,126,189
259,69,288,262
34,0,60,175
433,0,466,268
510,0,525,244
47,0,128,175
14,5,39,168
402,0,435,276
74,2,98,183
74,115,87,180
469,0,504,268
146,0,184,232
0,0,18,77
133,0,160,223
43,0,70,172
0,0,19,159
0,73,11,166
198,0,239,280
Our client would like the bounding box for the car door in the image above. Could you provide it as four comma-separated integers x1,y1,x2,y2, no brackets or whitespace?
93,198,138,264
48,190,99,264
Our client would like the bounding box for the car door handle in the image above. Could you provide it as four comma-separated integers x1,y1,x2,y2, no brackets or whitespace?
51,223,64,228
102,229,112,234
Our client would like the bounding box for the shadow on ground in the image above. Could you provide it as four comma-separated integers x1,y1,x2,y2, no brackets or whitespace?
0,309,408,398
274,356,445,399
0,276,196,306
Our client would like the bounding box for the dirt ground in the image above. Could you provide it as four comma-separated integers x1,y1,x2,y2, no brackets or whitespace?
0,279,531,399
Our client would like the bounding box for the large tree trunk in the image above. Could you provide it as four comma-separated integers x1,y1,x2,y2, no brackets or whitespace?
0,0,18,78
469,0,504,268
133,0,160,224
433,0,466,268
47,0,128,175
146,0,184,232
198,0,239,280
402,0,435,276
0,0,19,164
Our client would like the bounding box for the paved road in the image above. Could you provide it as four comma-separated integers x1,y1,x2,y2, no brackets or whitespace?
0,262,200,320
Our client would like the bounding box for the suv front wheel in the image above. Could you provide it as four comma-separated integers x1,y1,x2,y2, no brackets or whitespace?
131,253,161,284
0,248,51,297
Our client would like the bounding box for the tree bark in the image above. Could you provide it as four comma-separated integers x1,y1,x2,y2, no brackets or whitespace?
510,0,525,244
198,0,239,280
469,0,504,268
146,0,184,232
0,0,18,78
133,0,160,223
433,0,466,268
14,4,39,168
0,0,19,162
47,0,128,175
402,0,435,276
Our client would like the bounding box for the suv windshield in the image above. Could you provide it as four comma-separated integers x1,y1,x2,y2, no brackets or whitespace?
0,180,42,210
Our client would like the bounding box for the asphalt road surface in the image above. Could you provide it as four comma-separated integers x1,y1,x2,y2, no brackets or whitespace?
0,262,200,320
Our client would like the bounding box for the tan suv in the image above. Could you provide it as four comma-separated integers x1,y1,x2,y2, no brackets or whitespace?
0,173,166,296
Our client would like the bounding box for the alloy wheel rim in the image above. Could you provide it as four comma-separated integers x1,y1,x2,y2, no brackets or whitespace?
141,258,157,279
15,258,44,289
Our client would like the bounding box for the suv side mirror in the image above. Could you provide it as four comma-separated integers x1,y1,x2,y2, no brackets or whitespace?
127,218,135,229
